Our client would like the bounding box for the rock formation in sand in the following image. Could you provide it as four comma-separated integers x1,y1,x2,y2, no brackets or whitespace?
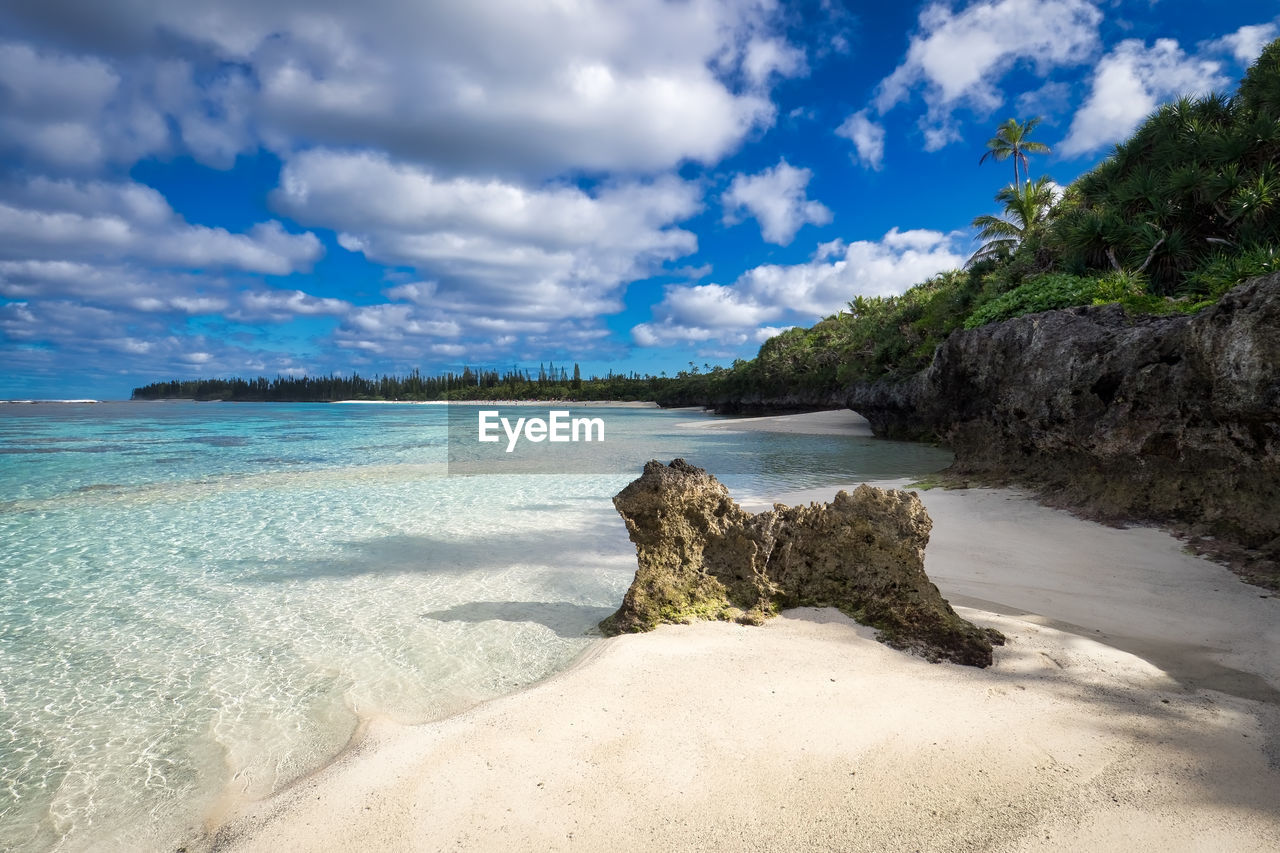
600,459,1002,667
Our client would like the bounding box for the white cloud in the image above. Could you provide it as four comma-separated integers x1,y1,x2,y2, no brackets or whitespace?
736,228,964,314
0,40,259,171
835,110,885,170
234,289,350,322
721,159,832,245
660,283,781,328
0,177,322,274
0,40,121,168
0,41,118,112
0,1,819,381
0,258,371,334
633,227,965,347
270,148,702,358
1059,38,1230,157
741,37,807,87
275,149,698,323
0,297,315,379
2,1,803,178
873,0,1101,148
1207,22,1279,66
0,260,229,314
155,61,257,169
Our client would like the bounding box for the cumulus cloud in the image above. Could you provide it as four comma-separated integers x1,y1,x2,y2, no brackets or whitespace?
275,148,699,324
658,283,781,329
232,289,350,322
0,260,226,314
2,0,803,178
741,36,807,86
721,159,832,245
1059,38,1230,157
0,177,322,274
633,228,965,347
0,39,260,171
0,0,821,386
835,110,885,170
1206,22,1279,66
0,40,125,168
267,148,705,358
0,297,317,384
0,257,369,339
873,0,1101,150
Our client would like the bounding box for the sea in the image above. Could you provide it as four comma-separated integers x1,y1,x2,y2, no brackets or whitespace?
0,401,951,851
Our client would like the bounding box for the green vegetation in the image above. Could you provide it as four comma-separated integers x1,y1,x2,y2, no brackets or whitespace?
962,270,1147,329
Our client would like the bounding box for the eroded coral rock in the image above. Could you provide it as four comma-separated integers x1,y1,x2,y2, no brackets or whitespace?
601,459,1002,667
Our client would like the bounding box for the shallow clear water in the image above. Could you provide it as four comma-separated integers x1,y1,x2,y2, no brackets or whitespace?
0,401,950,851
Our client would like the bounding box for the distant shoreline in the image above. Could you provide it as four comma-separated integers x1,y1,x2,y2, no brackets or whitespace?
0,399,101,404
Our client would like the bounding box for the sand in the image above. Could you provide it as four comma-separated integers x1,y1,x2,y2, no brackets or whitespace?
214,410,1280,852
677,407,874,436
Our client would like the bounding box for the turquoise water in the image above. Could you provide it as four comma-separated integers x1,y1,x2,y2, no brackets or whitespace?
0,402,950,851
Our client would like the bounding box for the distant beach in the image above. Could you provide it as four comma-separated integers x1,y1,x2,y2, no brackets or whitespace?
676,407,874,436
215,410,1280,852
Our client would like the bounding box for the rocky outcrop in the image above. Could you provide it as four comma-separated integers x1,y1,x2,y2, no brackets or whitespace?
848,273,1280,585
601,459,1002,667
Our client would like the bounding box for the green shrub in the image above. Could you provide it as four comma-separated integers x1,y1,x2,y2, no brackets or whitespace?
966,274,1088,328
963,272,1147,328
1182,243,1280,299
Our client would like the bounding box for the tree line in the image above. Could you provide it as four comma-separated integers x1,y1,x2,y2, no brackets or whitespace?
131,363,686,402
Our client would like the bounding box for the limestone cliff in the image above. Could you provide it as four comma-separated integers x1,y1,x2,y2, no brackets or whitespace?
601,459,1002,667
848,273,1280,585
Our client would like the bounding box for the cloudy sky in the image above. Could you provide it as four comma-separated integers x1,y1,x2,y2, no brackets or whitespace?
1,0,1276,398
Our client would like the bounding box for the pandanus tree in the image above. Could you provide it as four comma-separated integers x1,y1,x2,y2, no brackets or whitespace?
969,176,1058,265
1238,37,1280,119
980,117,1051,185
1051,40,1280,295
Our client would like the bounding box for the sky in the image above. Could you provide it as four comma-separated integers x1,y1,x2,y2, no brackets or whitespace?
1,0,1277,399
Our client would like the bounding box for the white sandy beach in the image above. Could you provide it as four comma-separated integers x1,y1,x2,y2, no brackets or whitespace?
677,407,874,436
215,409,1280,852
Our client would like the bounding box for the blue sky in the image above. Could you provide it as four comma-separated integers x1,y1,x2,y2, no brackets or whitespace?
1,0,1277,399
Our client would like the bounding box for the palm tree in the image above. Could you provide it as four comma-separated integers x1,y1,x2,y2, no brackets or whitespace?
969,176,1057,265
980,117,1051,185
